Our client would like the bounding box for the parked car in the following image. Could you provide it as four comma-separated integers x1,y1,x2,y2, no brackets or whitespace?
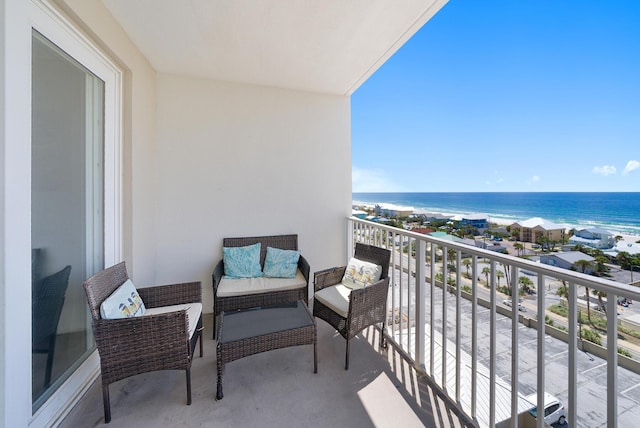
503,299,526,312
525,393,567,426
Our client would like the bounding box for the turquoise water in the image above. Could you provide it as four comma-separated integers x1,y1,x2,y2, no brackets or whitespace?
352,192,640,236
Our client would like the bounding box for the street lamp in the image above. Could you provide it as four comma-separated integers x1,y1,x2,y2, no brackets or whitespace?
632,264,638,285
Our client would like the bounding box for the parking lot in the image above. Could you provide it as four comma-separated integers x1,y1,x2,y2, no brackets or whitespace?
391,266,640,427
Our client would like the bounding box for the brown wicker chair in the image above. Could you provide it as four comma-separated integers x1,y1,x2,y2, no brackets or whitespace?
313,243,391,370
212,234,310,338
83,262,203,423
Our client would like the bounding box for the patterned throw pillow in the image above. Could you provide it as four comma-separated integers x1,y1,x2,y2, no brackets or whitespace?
263,246,300,278
100,279,147,319
223,243,264,279
341,257,382,290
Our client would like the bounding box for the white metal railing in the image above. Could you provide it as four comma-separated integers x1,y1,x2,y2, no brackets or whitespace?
347,217,640,428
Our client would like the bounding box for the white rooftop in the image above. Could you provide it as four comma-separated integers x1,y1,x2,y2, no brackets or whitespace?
514,217,564,230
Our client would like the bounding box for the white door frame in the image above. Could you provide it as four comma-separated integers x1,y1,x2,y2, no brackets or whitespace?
29,1,122,426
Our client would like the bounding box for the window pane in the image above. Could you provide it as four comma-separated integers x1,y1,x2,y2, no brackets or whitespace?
31,31,104,410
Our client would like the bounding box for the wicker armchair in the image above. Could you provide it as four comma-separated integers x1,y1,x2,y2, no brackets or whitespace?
313,243,391,370
212,234,310,338
83,262,203,423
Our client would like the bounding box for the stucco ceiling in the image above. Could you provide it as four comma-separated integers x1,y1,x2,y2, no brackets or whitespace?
101,0,447,95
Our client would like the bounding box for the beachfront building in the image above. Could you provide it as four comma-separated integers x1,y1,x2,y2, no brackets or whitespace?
459,213,488,230
374,203,414,218
540,252,595,274
510,217,565,244
605,241,640,258
569,227,616,250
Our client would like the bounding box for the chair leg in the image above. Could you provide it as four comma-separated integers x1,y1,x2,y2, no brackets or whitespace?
380,322,387,349
212,313,217,340
199,329,204,357
345,339,350,370
44,337,56,388
186,368,192,405
102,384,111,423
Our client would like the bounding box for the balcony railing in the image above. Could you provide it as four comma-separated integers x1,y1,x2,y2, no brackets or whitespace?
348,217,640,428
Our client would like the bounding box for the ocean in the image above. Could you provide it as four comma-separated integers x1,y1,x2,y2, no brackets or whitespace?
352,192,640,236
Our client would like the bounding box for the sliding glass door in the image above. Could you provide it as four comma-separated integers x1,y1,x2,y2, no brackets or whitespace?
31,30,104,410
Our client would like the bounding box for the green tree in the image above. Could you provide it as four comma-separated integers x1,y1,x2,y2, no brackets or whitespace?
575,259,594,323
513,242,524,257
496,270,505,287
482,267,491,286
518,276,534,295
594,289,608,314
617,251,632,269
594,255,609,275
462,258,471,278
557,281,569,302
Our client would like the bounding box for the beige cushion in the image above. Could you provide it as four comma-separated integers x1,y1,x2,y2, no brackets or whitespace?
144,302,202,339
314,284,351,318
217,269,306,298
341,257,382,290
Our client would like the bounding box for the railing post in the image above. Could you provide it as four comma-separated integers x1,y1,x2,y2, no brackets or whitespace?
568,282,577,427
489,260,496,428
511,265,521,428
471,255,478,420
455,250,461,405
430,243,436,377
347,218,354,261
415,239,426,370
536,273,545,428
442,245,448,389
607,294,618,428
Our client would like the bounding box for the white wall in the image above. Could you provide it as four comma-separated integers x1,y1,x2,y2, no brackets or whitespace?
154,74,352,312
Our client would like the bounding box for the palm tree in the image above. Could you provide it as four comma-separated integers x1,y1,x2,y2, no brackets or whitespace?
513,242,524,257
462,258,471,278
594,289,608,314
518,276,534,295
617,251,632,270
557,281,569,303
575,259,594,323
594,255,609,275
481,267,491,286
496,270,505,288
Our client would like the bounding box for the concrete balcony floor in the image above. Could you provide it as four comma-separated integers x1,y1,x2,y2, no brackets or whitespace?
60,313,472,427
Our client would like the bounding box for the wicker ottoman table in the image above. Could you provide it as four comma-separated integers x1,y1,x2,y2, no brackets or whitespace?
216,300,317,400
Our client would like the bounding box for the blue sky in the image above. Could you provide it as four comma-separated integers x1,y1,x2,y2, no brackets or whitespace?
352,1,640,192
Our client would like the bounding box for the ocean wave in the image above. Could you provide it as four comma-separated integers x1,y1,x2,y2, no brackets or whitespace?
353,195,640,237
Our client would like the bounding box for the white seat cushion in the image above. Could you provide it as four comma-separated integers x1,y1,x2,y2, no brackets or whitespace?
217,269,306,298
144,302,202,339
314,284,351,318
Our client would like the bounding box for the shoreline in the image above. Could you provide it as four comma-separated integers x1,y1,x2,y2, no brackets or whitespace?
353,201,640,245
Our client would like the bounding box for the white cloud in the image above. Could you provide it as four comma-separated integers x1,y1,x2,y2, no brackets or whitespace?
352,167,402,192
526,175,540,185
623,160,640,175
592,165,617,176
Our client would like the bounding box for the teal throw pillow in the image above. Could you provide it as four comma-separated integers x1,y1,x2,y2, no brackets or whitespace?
223,243,264,279
263,246,300,278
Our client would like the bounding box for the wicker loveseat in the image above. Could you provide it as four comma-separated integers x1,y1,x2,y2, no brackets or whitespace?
212,234,310,338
